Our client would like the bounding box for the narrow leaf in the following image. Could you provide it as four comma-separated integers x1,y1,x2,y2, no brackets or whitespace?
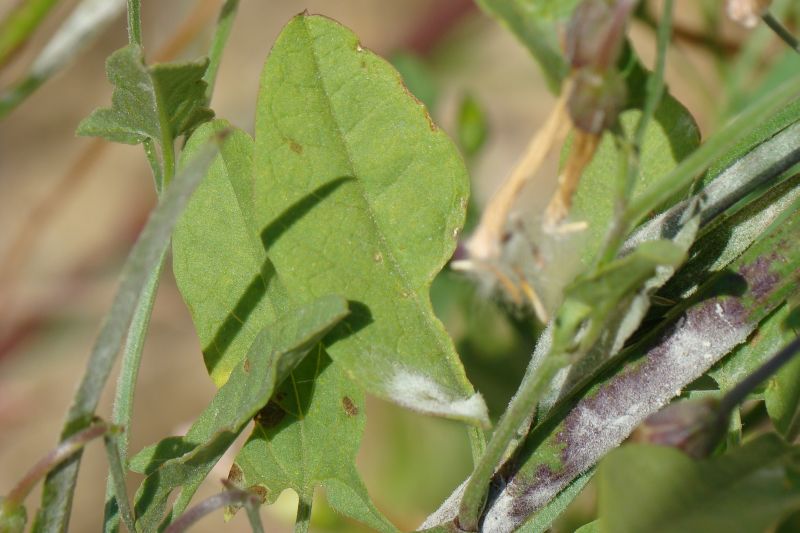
31,140,220,533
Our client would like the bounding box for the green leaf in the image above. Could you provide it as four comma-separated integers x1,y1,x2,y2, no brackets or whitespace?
173,118,399,531
476,199,800,532
0,0,59,68
569,97,701,265
172,119,279,384
130,295,349,531
765,305,800,439
390,52,439,111
710,304,795,392
175,14,486,425
575,521,599,533
0,496,27,533
596,435,800,533
230,348,398,533
0,0,125,119
77,44,213,145
474,0,576,92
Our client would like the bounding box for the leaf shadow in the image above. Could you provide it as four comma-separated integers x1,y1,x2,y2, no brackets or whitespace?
202,177,353,374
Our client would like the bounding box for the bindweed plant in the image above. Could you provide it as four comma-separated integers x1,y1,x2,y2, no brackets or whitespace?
4,0,800,532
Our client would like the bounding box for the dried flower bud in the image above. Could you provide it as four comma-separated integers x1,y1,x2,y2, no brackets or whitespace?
726,0,772,28
565,0,636,71
0,497,26,533
567,68,626,134
630,397,726,459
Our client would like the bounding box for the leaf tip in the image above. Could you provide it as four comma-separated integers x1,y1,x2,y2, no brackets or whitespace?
386,368,490,427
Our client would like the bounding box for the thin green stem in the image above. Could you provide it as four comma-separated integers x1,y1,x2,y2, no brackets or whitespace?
597,0,673,266
102,253,165,533
457,356,564,531
0,0,60,68
144,139,164,192
634,0,673,150
294,491,313,533
103,430,136,533
126,0,142,47
203,0,241,103
31,139,220,533
625,75,800,233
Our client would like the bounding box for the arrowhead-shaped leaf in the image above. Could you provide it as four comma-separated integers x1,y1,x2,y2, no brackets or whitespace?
77,44,213,145
252,13,485,424
129,295,349,531
173,15,487,426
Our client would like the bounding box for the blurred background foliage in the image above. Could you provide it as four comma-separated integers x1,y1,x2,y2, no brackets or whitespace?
1,0,800,531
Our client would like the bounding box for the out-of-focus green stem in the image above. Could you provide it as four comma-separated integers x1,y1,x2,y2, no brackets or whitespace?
0,0,60,68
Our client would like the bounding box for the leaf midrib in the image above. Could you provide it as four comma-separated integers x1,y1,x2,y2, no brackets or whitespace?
298,18,458,382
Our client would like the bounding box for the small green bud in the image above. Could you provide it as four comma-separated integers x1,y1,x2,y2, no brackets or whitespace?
0,497,27,533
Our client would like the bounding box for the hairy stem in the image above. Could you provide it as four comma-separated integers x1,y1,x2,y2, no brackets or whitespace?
294,491,313,533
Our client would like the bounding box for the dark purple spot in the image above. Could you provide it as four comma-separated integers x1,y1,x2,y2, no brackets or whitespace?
739,254,782,301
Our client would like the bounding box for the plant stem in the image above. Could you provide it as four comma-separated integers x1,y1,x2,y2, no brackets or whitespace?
102,253,165,533
762,12,800,54
31,139,220,533
457,356,564,531
164,484,265,533
203,0,240,103
126,0,142,47
102,429,136,533
6,422,108,507
294,491,313,533
598,0,673,265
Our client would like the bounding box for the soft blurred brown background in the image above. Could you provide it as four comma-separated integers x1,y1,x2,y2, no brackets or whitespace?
0,0,785,531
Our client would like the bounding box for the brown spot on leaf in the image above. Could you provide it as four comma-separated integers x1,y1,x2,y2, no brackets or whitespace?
228,463,243,485
342,396,358,416
248,484,269,504
289,140,303,154
255,401,286,428
243,358,251,373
